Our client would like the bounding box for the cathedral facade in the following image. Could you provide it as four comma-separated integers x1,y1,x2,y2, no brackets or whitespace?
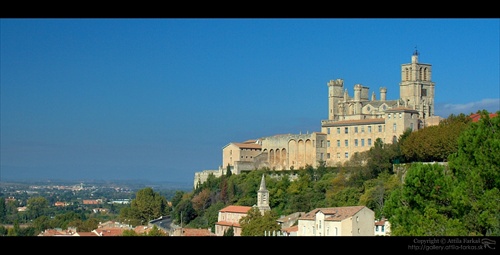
194,51,441,188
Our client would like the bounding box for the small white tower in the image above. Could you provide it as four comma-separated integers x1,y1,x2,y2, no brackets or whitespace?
257,174,271,213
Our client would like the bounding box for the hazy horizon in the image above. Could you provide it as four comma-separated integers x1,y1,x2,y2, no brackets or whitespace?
1,18,499,184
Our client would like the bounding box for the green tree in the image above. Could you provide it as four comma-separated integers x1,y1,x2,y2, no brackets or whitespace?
146,224,167,236
223,226,234,236
122,229,138,236
26,196,49,220
32,215,51,234
10,219,20,236
240,207,280,236
366,138,397,177
0,197,6,223
401,113,471,162
448,110,500,235
170,190,185,209
68,217,99,232
173,198,197,226
359,171,400,218
50,211,84,230
383,163,466,235
0,225,7,236
127,187,170,225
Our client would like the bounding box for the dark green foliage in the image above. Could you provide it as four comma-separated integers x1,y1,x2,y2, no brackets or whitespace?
240,207,280,236
0,225,7,236
226,164,232,177
26,196,49,220
120,187,171,226
448,110,500,235
170,190,185,209
146,224,167,236
401,113,471,162
383,163,467,235
366,138,398,177
223,226,234,236
0,197,6,223
384,111,499,236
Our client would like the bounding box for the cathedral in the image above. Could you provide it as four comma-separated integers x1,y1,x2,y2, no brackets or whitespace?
194,51,442,188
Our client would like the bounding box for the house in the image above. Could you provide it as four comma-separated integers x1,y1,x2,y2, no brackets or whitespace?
281,225,299,236
214,205,251,236
171,227,216,236
214,174,270,236
375,218,391,236
38,227,99,237
54,201,67,207
297,205,375,236
277,212,304,229
82,199,101,205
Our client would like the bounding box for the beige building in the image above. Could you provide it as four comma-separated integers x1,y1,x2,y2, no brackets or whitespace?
297,206,375,236
321,50,441,165
194,51,441,187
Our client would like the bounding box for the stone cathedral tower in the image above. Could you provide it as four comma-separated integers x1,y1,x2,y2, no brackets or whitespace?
399,49,435,121
257,174,271,212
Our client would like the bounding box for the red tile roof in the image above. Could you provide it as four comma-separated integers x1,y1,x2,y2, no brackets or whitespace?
181,228,216,236
299,206,367,221
219,205,252,213
469,112,498,122
282,225,298,234
76,232,99,236
94,227,126,236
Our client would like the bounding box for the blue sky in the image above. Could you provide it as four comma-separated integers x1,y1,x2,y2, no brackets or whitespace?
1,18,499,185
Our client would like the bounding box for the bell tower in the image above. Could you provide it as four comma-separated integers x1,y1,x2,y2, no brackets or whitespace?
399,49,435,119
257,174,271,213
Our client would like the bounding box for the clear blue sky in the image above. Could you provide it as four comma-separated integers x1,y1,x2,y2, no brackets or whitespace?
1,18,499,185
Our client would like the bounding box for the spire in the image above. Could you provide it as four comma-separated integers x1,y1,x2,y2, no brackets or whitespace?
257,174,270,212
259,174,266,191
